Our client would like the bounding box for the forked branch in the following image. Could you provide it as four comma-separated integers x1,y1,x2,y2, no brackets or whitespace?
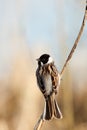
60,1,87,75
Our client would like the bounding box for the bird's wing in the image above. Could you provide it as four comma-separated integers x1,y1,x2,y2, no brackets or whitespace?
50,65,59,93
36,68,46,94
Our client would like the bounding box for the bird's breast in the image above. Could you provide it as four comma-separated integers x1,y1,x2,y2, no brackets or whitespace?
43,74,52,95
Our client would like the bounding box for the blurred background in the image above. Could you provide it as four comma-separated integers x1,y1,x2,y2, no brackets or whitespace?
0,0,87,130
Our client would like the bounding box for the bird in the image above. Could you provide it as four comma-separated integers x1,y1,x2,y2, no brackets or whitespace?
36,54,63,120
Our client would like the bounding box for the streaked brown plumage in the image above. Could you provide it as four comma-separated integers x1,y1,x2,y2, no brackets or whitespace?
36,54,62,120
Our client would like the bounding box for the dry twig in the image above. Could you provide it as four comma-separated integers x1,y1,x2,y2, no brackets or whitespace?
34,1,87,130
34,114,44,130
60,1,87,75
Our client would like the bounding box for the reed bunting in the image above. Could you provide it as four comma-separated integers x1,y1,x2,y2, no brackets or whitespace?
36,54,62,120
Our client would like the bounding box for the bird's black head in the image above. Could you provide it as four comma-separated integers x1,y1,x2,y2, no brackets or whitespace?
37,54,53,66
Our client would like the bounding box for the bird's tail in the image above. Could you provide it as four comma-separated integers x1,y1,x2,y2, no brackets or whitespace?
43,95,63,120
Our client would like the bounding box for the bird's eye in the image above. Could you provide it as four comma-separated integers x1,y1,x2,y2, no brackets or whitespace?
42,58,47,64
43,58,45,61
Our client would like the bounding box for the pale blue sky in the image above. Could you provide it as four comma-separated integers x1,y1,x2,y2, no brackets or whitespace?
0,0,87,78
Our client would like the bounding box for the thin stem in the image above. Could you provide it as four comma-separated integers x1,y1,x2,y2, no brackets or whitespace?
34,1,87,130
34,114,44,130
60,1,87,76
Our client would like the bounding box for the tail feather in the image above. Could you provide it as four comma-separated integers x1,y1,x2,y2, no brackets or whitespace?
43,96,62,120
44,96,53,120
54,99,63,119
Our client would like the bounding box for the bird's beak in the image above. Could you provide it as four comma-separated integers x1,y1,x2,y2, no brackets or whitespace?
36,58,39,61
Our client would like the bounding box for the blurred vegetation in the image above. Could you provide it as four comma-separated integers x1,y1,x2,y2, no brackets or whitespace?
0,0,87,130
0,45,87,130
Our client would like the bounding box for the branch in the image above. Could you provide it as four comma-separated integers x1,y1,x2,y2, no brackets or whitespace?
34,1,87,130
60,1,87,75
34,114,44,130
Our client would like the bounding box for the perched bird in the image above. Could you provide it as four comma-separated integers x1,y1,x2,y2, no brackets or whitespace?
36,54,62,120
